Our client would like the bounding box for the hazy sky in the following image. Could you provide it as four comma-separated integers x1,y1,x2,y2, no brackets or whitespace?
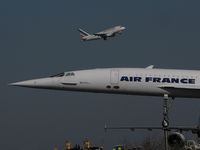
1,1,200,150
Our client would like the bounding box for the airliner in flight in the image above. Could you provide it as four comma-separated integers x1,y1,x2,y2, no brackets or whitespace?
10,65,200,98
78,25,126,41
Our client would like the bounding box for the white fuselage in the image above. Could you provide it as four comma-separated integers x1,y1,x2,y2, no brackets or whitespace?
11,68,200,98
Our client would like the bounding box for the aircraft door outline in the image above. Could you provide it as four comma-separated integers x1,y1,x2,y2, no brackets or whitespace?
110,70,119,85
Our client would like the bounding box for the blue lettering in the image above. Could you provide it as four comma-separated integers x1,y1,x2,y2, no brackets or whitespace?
162,78,171,83
171,78,179,83
180,78,188,84
120,76,129,81
146,77,152,82
120,76,195,85
134,77,142,82
189,79,195,84
153,77,161,83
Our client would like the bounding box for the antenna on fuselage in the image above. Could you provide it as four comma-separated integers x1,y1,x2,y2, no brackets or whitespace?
146,65,154,69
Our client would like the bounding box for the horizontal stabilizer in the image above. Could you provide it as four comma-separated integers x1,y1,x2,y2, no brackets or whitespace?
78,28,90,36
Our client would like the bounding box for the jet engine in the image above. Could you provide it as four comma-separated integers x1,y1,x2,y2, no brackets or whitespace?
185,140,197,150
167,132,186,149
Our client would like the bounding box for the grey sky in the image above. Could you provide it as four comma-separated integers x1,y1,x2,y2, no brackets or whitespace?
1,0,200,150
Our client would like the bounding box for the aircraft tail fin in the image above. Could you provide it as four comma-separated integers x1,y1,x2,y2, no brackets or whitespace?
78,28,90,37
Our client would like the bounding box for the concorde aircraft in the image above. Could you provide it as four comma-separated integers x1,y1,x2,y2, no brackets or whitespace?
10,65,200,98
78,25,126,41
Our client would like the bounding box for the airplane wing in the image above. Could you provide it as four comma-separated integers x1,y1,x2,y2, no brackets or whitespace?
94,31,111,35
105,126,163,131
94,27,114,35
94,32,109,39
94,31,114,38
105,125,200,133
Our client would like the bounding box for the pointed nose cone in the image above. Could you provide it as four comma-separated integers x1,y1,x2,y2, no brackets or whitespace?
122,26,126,30
9,78,54,89
9,80,37,88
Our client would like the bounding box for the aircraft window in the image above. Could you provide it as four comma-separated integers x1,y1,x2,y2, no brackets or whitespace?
65,73,70,76
50,72,64,77
70,72,75,76
65,72,75,76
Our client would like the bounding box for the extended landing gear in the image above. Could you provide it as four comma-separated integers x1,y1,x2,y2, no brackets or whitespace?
162,94,174,150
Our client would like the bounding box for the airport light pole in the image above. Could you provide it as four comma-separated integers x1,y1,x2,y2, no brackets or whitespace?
162,94,170,150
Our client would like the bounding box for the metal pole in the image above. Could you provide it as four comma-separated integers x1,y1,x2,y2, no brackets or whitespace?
163,94,169,150
164,129,168,150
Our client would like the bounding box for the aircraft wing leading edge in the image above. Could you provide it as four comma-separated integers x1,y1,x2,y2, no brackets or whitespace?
104,125,200,135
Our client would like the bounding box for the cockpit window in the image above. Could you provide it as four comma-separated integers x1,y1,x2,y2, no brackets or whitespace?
65,72,75,76
50,72,64,77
